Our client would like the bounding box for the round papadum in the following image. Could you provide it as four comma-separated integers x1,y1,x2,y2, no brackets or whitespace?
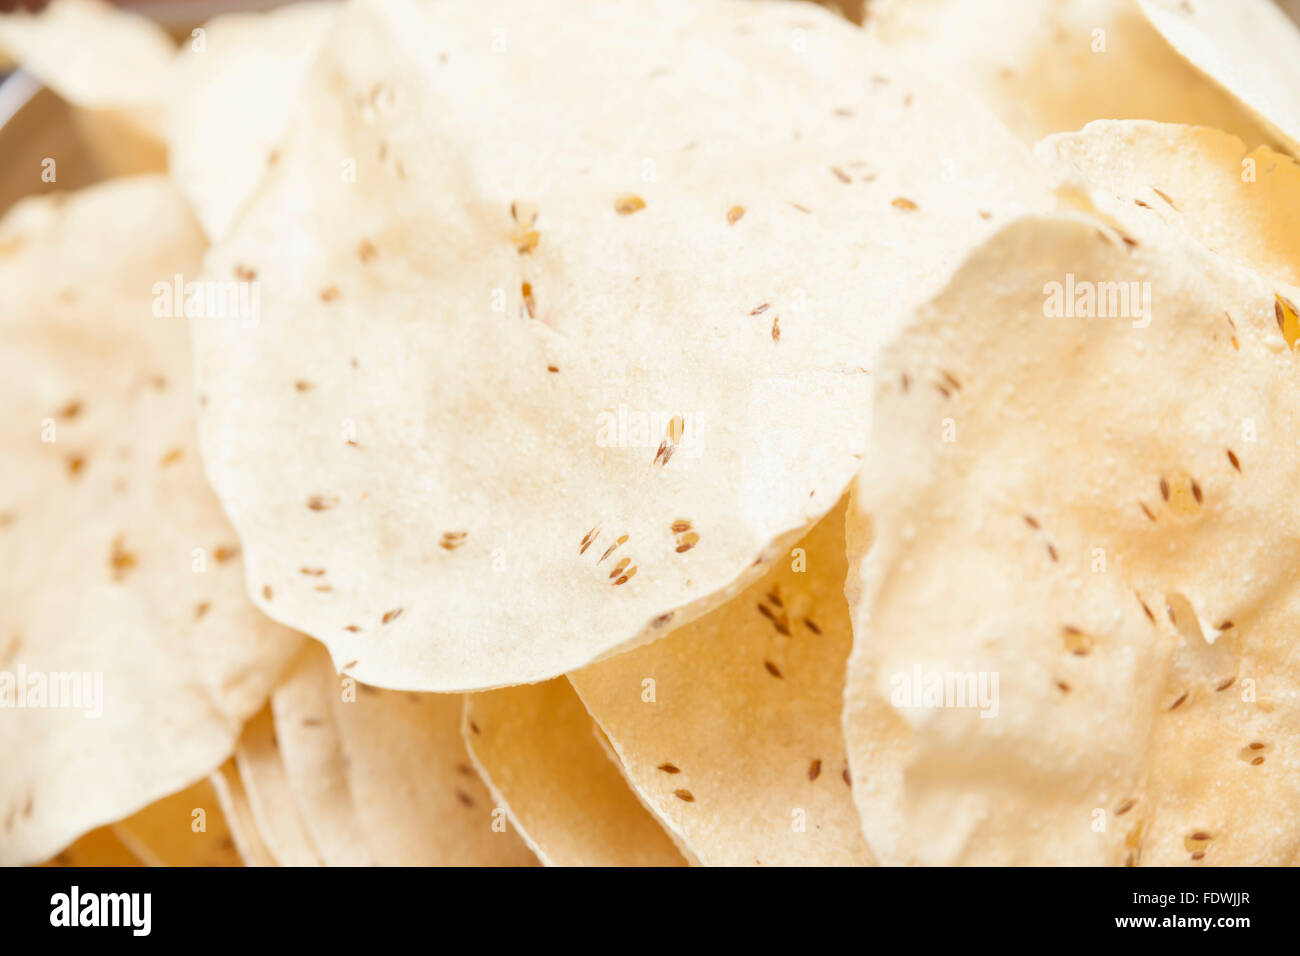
273,642,537,865
867,0,1273,148
166,1,337,241
0,176,302,867
0,0,173,174
191,0,1048,691
234,705,323,866
845,212,1300,865
270,645,376,865
1137,0,1300,155
570,498,873,866
112,778,242,867
463,679,687,866
1039,120,1300,287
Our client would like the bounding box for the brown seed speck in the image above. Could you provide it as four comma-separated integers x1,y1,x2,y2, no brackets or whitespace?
294,380,314,393
469,721,481,735
214,545,239,563
382,608,403,624
109,535,136,581
1139,501,1157,522
307,495,339,511
791,202,811,214
727,205,745,225
1023,514,1040,529
319,286,340,303
891,197,918,211
598,535,628,563
1215,676,1235,691
579,528,600,555
57,400,82,419
750,303,769,316
343,625,361,633
803,617,821,635
1168,691,1189,710
658,763,680,774
234,264,256,281
675,532,699,553
808,759,822,781
300,567,326,576
764,660,783,678
547,364,559,373
673,789,694,802
842,768,851,786
262,585,273,600
158,447,182,467
1159,476,1170,501
1046,542,1058,562
830,166,851,184
614,195,646,215
1116,798,1135,815
195,602,210,619
1151,187,1176,208
1251,756,1265,766
1191,480,1203,504
66,455,85,478
1227,449,1241,472
455,790,475,808
521,282,536,319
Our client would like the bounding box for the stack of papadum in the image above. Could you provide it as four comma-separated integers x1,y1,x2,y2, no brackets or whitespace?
2,0,1298,866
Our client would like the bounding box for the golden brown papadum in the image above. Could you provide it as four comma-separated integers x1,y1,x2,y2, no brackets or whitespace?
112,778,241,867
845,213,1300,865
234,706,323,866
1137,0,1300,154
867,0,1274,148
190,0,1048,692
40,827,142,867
273,643,536,865
166,1,337,241
571,500,872,866
463,679,687,866
0,177,302,866
1040,120,1300,286
209,759,278,866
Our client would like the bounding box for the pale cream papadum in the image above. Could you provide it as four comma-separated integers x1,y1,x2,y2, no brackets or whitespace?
463,679,687,866
0,177,302,867
1039,120,1300,288
210,759,279,867
189,0,1049,692
570,499,873,866
866,0,1275,148
0,0,174,175
1136,0,1300,155
272,643,537,865
166,1,338,241
844,211,1300,865
234,707,323,866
